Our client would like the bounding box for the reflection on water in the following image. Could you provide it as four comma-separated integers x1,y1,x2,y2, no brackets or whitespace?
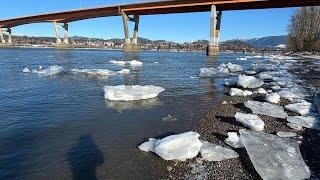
105,98,164,112
0,48,252,179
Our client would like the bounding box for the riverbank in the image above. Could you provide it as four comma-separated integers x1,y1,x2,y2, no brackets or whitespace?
163,55,320,179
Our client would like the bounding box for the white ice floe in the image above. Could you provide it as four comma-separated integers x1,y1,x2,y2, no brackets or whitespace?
287,116,318,129
245,70,257,75
235,112,264,131
105,98,163,112
265,93,280,104
240,130,310,180
237,57,247,61
229,88,252,96
256,88,267,94
244,100,288,119
109,60,143,67
199,68,215,78
162,114,178,122
259,73,273,80
32,65,65,76
285,101,312,116
70,68,116,76
103,85,165,101
224,132,244,148
287,123,303,131
138,138,158,152
117,69,131,75
238,75,264,89
23,67,31,73
154,131,203,161
278,89,304,101
226,63,243,72
200,141,239,161
277,131,297,138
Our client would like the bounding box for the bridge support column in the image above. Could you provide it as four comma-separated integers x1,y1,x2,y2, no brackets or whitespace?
207,5,222,56
53,22,72,49
121,12,140,53
0,28,13,47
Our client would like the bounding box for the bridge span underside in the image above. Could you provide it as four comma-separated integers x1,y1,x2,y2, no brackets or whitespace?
0,0,319,55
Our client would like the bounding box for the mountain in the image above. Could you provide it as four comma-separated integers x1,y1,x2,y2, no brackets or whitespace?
244,35,287,48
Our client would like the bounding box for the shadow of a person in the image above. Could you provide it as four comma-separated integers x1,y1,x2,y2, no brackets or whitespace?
67,134,104,180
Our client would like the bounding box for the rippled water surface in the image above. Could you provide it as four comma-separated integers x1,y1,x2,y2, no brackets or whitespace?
0,48,257,179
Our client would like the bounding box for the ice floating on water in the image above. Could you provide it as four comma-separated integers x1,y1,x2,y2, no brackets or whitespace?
200,141,239,161
244,100,288,119
70,68,116,76
237,57,247,61
105,98,163,111
245,70,257,75
23,67,31,73
109,60,143,67
229,88,252,96
238,75,264,89
117,69,131,75
240,130,310,180
259,73,273,80
226,63,243,72
265,93,280,104
235,112,264,131
103,85,165,101
271,85,281,91
154,131,203,161
224,132,244,148
162,114,178,122
199,68,215,78
138,138,158,152
285,101,312,116
277,131,297,138
287,116,318,129
32,65,65,76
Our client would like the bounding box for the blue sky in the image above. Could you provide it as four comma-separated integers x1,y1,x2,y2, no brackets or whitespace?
0,0,297,42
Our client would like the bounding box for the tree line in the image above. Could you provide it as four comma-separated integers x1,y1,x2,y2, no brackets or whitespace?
287,6,320,52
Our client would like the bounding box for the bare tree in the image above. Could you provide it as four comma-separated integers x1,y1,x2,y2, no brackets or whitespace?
287,6,320,52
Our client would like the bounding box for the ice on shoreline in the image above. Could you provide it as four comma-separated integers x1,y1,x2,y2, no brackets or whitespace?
224,132,244,148
235,112,264,131
285,101,312,116
103,85,165,101
287,116,318,129
244,100,288,119
238,75,264,89
229,88,252,96
200,141,239,161
265,93,281,104
138,138,158,152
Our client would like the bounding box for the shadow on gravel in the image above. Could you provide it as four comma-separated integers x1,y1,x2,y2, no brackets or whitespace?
233,103,252,113
237,149,262,180
216,116,243,127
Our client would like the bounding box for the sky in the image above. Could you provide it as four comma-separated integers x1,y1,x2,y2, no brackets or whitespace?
0,0,297,42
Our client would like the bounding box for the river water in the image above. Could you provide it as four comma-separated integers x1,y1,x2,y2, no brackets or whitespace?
1,48,316,179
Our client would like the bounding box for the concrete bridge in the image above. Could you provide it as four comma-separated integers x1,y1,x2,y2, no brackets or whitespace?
0,0,319,55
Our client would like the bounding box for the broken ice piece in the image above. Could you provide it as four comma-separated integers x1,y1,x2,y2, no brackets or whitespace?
235,112,265,131
265,93,280,104
285,101,312,116
138,138,158,152
277,131,297,138
244,100,288,119
200,141,239,161
238,75,264,89
224,132,244,148
229,88,253,96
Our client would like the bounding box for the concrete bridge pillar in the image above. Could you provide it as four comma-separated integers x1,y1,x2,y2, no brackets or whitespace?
7,28,12,45
0,28,5,44
207,5,222,56
121,11,140,53
0,28,13,47
53,22,71,49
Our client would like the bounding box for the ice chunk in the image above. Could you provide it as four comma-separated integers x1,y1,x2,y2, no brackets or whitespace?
117,69,131,75
287,116,317,128
129,60,143,67
138,138,158,152
154,131,203,161
38,65,43,70
70,68,116,76
229,88,252,96
278,89,304,101
226,63,243,72
245,70,257,75
200,141,239,161
103,85,165,101
240,130,310,180
287,123,303,131
32,65,65,76
244,100,288,119
162,114,178,122
235,112,264,131
256,88,267,94
285,101,312,116
271,85,281,91
277,131,297,138
238,75,264,88
109,60,126,66
224,132,244,148
237,57,247,61
23,67,31,73
265,93,280,104
199,68,215,78
105,98,163,111
259,73,273,80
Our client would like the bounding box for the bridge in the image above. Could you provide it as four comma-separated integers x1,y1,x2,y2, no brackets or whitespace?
0,0,319,55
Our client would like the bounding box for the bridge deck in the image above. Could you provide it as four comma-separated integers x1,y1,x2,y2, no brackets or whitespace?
0,0,319,28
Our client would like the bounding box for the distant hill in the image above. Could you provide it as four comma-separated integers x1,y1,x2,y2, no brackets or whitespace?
244,35,287,48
